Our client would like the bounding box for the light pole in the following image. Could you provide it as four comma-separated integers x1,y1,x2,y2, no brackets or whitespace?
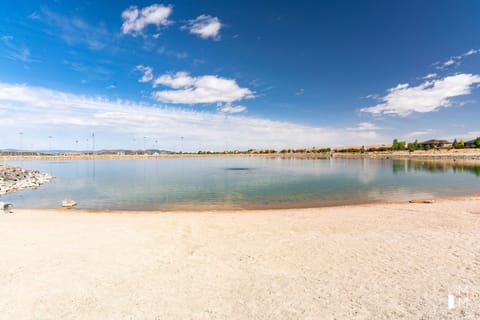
48,136,53,153
18,132,23,152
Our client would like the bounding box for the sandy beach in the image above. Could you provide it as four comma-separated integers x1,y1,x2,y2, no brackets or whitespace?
1,197,479,319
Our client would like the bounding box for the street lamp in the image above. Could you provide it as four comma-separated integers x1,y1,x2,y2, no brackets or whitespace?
18,132,23,152
48,136,53,153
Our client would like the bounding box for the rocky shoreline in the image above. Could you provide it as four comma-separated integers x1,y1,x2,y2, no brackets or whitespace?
0,164,53,196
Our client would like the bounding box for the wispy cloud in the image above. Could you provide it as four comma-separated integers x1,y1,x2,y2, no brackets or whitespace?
0,83,384,150
403,129,437,139
28,12,40,20
442,59,455,68
40,8,112,50
135,65,154,83
435,48,480,69
183,15,222,40
404,129,436,139
152,72,254,104
422,73,437,79
121,4,173,36
347,122,381,131
63,60,111,75
295,88,305,96
157,46,188,59
0,35,38,62
464,49,479,56
217,103,247,113
361,74,480,117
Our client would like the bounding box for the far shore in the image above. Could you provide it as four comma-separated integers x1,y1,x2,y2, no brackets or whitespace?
1,148,480,162
1,196,480,319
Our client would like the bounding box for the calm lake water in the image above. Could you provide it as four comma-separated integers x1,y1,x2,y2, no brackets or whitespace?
2,157,479,210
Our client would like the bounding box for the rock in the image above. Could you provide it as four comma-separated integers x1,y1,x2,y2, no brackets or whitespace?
409,199,435,204
0,201,13,213
0,164,53,197
62,198,77,208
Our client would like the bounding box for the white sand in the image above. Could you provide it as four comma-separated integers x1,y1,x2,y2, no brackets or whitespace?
1,198,480,319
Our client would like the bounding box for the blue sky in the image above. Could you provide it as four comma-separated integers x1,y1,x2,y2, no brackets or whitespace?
1,0,480,151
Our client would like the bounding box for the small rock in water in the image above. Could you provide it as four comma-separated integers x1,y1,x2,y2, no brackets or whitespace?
62,198,77,208
0,201,13,213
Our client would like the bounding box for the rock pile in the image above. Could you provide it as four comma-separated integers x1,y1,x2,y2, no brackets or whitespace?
0,164,53,196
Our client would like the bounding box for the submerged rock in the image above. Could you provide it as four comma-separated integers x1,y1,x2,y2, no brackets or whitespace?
0,164,53,196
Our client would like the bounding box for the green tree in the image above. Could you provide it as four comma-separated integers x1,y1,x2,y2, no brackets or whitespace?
475,137,480,147
392,139,406,151
407,139,421,151
392,139,399,150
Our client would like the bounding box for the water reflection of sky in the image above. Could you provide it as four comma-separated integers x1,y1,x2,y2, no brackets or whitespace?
1,158,479,210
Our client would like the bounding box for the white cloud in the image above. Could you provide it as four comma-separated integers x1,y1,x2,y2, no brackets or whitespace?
184,15,222,40
218,103,247,113
0,83,385,150
361,74,480,116
422,73,437,79
135,65,154,83
121,4,172,36
153,71,195,88
153,72,254,104
464,49,478,56
347,122,380,131
442,59,455,67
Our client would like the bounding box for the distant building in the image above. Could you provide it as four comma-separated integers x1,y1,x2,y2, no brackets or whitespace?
421,139,451,148
464,139,478,148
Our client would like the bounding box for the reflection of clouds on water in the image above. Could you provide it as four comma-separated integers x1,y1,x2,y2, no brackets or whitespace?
357,170,377,185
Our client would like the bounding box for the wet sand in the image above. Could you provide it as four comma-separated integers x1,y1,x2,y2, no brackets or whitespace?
1,197,480,319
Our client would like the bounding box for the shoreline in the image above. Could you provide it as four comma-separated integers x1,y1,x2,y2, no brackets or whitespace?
2,197,480,319
11,193,480,214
